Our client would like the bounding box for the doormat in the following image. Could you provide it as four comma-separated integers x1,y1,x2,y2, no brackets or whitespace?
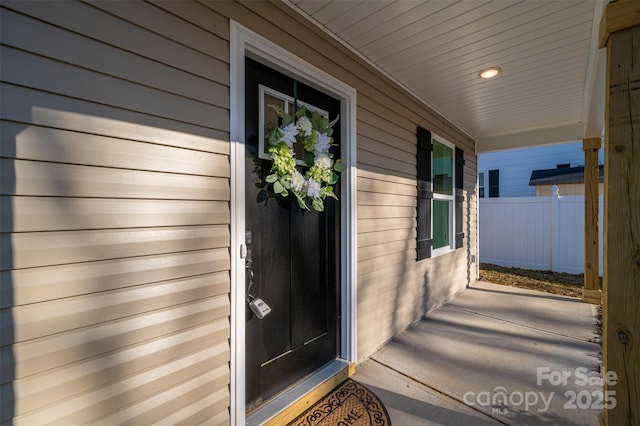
288,379,391,426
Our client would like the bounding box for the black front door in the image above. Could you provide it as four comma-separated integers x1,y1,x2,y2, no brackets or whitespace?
244,58,341,412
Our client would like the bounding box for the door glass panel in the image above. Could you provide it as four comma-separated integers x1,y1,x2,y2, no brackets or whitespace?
259,85,329,166
433,140,453,195
261,92,285,159
433,200,449,249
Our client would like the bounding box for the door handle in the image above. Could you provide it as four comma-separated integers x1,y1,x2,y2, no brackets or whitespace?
246,258,255,300
245,258,271,319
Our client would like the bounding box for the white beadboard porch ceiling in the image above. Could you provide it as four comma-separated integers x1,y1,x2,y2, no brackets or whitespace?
287,0,607,152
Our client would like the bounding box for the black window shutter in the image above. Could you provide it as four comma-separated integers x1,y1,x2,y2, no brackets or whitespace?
416,126,433,260
489,169,500,197
455,147,465,249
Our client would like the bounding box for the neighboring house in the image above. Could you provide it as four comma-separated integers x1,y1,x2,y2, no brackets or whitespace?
478,141,604,197
480,145,605,275
0,2,477,425
529,164,605,196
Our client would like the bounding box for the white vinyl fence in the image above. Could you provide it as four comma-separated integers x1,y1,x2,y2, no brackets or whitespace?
479,191,603,275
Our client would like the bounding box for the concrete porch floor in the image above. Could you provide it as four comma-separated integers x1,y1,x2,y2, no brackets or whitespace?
353,281,602,425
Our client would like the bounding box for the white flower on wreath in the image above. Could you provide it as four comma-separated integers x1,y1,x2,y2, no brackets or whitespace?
296,116,313,137
306,178,321,199
314,155,332,171
280,123,298,148
291,170,306,192
315,132,331,156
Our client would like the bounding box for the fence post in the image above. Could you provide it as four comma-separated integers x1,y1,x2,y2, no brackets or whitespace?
550,185,560,272
582,137,602,304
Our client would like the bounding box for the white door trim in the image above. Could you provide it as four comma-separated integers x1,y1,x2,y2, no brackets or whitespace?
229,21,357,425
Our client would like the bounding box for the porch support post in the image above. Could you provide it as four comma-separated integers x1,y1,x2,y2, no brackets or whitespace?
582,137,601,304
599,1,640,424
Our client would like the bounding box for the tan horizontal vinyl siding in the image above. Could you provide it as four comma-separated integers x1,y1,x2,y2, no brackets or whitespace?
213,0,477,362
1,2,230,425
2,225,229,270
2,0,478,421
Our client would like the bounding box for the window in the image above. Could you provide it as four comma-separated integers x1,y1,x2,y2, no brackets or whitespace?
416,127,464,260
432,138,454,255
478,169,499,198
488,169,500,197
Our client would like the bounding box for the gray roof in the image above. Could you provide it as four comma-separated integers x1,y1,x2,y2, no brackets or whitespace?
529,165,604,186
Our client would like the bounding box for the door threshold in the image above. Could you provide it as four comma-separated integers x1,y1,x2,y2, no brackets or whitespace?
246,359,352,425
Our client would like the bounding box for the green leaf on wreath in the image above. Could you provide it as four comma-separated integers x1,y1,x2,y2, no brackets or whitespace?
268,130,279,146
279,177,290,189
266,174,278,183
296,195,309,210
304,152,315,167
268,104,283,115
334,159,347,172
329,172,339,185
273,180,284,194
311,112,324,132
312,198,324,212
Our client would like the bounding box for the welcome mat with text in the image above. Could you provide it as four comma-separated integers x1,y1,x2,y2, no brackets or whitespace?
289,379,391,426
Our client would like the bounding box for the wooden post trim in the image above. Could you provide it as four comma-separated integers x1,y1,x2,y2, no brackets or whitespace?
583,137,602,151
582,137,602,304
601,10,640,424
599,0,640,48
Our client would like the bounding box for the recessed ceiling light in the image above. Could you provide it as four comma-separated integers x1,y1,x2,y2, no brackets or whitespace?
479,67,501,79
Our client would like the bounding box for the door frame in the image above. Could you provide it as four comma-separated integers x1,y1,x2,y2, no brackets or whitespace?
229,21,358,425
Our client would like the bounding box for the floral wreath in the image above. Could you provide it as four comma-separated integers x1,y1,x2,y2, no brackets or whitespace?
264,105,346,212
